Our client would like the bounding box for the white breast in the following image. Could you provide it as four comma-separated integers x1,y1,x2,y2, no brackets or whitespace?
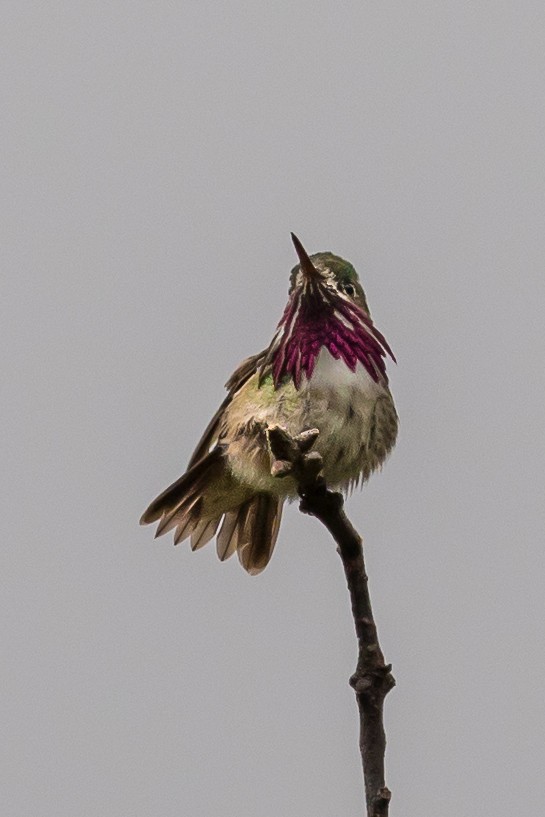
306,347,385,397
296,347,387,487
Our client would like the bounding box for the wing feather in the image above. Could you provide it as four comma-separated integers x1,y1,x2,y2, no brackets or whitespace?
186,350,268,468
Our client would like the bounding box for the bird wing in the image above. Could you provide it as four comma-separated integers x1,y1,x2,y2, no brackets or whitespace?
186,349,268,468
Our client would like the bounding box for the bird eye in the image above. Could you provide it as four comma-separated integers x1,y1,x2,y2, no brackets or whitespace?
341,282,355,297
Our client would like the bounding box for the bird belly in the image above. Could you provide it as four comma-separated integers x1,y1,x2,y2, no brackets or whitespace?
224,348,396,496
300,348,390,490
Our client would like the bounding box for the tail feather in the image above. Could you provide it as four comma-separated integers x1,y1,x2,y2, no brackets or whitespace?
140,447,284,574
237,494,283,576
140,447,224,526
190,517,221,551
156,494,203,538
173,508,202,545
216,502,251,562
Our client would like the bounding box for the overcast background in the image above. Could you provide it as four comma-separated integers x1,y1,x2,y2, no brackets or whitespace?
3,2,545,815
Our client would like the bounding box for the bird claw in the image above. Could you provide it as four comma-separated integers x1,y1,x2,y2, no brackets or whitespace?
267,425,324,487
294,428,320,453
270,459,293,478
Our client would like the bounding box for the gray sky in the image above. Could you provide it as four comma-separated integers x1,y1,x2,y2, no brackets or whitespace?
3,2,545,815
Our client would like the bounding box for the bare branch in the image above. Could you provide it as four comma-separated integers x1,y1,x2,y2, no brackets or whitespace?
268,425,395,817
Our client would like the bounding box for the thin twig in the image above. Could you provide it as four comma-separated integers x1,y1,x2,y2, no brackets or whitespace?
268,425,395,817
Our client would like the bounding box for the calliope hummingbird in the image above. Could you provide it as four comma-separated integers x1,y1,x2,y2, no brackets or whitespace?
140,234,398,574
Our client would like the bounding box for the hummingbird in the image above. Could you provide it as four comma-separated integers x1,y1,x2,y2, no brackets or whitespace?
140,234,398,574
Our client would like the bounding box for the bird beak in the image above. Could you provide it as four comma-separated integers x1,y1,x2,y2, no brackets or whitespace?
291,233,323,285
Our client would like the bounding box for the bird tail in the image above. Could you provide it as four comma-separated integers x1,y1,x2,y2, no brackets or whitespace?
140,448,283,575
217,493,283,575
